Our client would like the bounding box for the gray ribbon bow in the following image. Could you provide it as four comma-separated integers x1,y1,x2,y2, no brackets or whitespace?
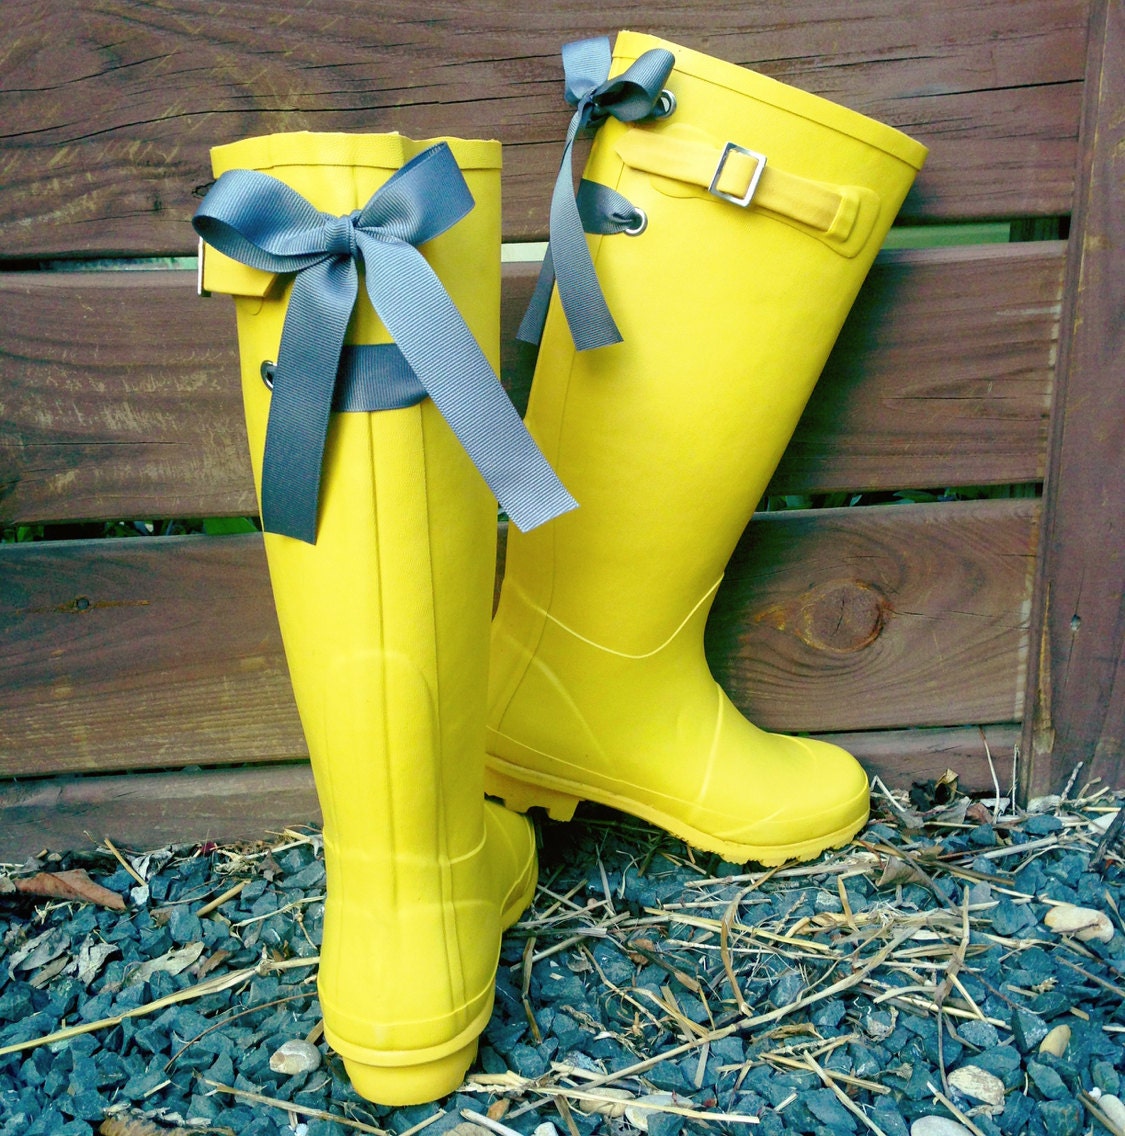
193,142,576,543
517,37,676,351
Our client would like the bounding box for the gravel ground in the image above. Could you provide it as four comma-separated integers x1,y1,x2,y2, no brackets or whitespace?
2,772,1125,1136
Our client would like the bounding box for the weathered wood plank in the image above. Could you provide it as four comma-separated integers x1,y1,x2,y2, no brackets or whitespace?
821,724,1019,799
707,498,1039,733
1021,0,1125,797
1,499,1035,779
0,724,1018,859
768,243,1062,496
0,0,1088,258
0,271,251,524
0,243,1061,526
0,765,319,862
0,534,306,777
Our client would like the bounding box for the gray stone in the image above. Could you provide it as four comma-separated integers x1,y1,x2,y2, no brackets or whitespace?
1026,1061,1068,1100
990,899,1034,937
1092,1060,1120,1094
969,1046,1024,1090
969,824,998,848
1038,1099,1083,1136
814,891,843,914
76,991,115,1022
957,1019,1000,1049
870,1101,910,1136
647,1115,682,1136
537,969,585,1004
590,942,634,986
811,999,846,1031
645,1062,695,1095
997,1092,1037,1135
122,1064,171,1101
58,1088,106,1120
769,970,804,1009
710,1035,745,1064
167,904,203,944
269,1038,322,1075
1011,1007,1050,1053
508,1042,549,1079
910,1121,977,1136
806,1088,857,1131
1030,989,1072,1018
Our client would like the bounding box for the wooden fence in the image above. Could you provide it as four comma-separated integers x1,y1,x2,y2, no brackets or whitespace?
1,0,1121,856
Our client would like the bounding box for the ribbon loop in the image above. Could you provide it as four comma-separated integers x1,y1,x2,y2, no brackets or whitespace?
517,37,676,350
194,141,577,543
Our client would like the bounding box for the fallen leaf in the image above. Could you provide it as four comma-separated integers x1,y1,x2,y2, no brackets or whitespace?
191,948,231,979
876,857,931,890
909,770,959,811
28,955,70,989
100,1115,195,1136
575,1087,633,1117
12,869,126,911
74,937,119,986
128,848,173,882
1090,809,1120,834
126,942,205,987
8,927,68,978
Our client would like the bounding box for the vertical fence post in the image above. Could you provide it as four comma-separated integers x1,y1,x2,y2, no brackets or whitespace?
1021,0,1125,798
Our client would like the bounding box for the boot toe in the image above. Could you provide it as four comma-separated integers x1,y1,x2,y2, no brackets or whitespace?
680,730,869,865
726,735,869,863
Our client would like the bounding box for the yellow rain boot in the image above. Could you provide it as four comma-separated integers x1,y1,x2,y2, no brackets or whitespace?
193,132,571,1103
486,33,928,865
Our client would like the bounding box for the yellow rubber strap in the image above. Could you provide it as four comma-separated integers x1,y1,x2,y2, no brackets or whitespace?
615,130,859,244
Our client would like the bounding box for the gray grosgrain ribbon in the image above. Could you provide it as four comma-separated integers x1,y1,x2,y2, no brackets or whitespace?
193,142,577,543
517,36,675,351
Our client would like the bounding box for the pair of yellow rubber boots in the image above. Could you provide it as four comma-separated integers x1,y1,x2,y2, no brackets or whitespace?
196,32,926,1107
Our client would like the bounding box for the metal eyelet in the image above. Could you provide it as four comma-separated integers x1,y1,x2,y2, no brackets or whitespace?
260,360,276,390
654,89,677,118
624,208,648,237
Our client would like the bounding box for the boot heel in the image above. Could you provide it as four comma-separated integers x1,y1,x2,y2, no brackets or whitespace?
484,765,580,821
343,1040,478,1107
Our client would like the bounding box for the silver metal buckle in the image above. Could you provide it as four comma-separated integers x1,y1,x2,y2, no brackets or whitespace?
709,142,767,207
197,236,210,297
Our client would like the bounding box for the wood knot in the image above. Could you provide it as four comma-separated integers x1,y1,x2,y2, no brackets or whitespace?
794,580,887,653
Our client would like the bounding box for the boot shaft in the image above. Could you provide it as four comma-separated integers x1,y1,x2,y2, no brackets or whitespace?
509,33,926,654
208,131,503,864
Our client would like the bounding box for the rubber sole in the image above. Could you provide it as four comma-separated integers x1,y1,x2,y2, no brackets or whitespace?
484,758,869,867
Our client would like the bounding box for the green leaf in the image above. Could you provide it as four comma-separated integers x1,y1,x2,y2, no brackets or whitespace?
203,516,259,535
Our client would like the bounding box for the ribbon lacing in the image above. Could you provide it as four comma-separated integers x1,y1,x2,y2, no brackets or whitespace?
516,37,676,352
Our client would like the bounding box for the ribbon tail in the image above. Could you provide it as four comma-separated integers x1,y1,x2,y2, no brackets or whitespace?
544,119,623,352
363,237,578,531
260,258,357,543
515,242,557,345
